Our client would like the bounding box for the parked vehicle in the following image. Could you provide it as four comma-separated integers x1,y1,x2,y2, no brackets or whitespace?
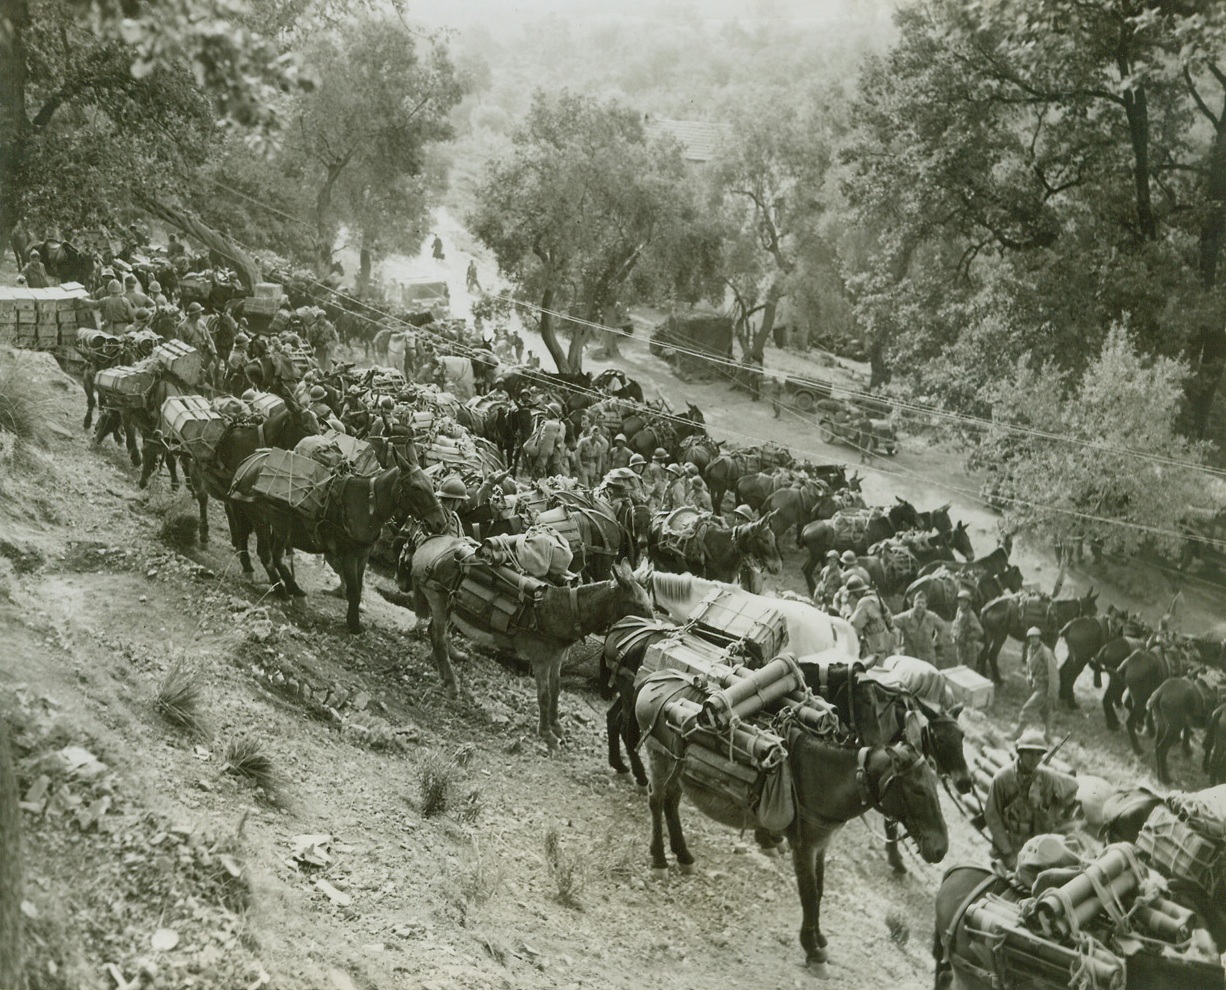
813,396,899,455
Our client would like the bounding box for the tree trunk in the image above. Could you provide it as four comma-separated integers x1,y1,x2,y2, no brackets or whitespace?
358,242,373,298
137,196,262,288
869,334,892,389
537,286,571,373
0,713,21,990
0,0,31,248
314,163,344,278
749,279,784,361
1118,46,1157,241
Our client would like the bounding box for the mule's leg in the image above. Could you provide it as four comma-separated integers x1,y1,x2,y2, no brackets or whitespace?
645,750,671,870
138,437,161,489
425,600,458,697
344,551,369,633
1125,701,1145,757
791,835,828,967
1102,672,1122,732
532,662,560,751
606,698,629,775
270,530,304,597
197,478,212,550
884,818,906,874
124,417,142,467
800,550,819,595
1153,717,1174,785
166,451,180,491
661,762,694,872
83,376,96,431
247,514,282,592
1181,725,1193,756
548,656,564,742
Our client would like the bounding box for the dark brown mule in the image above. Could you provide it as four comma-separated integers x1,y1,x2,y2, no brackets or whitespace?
977,588,1098,684
637,727,947,971
1102,647,1176,751
798,659,970,874
552,491,651,579
0,712,21,989
232,443,443,632
406,543,652,750
648,512,783,583
1148,674,1223,784
182,400,319,571
760,478,829,542
799,499,921,591
917,537,1013,580
1055,606,1129,709
1204,703,1226,785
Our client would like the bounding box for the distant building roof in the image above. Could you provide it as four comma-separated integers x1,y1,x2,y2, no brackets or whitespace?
643,115,731,164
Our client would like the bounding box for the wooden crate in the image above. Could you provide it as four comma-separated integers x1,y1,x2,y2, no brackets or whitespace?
941,665,995,709
161,395,227,457
152,339,204,386
686,587,789,665
95,365,155,407
250,392,286,421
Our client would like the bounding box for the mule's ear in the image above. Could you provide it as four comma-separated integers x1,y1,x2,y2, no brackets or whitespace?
612,558,635,586
949,703,965,719
895,495,905,503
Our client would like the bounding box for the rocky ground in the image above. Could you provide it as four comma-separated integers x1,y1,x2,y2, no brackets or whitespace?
2,235,1224,990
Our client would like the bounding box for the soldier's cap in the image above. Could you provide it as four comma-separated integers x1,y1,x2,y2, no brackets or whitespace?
133,308,151,321
309,385,328,400
1015,728,1049,753
913,591,928,603
666,463,684,476
606,467,637,482
957,589,973,601
614,433,627,442
653,447,668,459
186,301,203,313
685,463,699,476
840,550,858,564
148,280,161,292
28,249,39,258
1026,626,1042,639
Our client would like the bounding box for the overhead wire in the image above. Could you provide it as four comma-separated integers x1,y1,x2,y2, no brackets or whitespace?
194,176,1226,555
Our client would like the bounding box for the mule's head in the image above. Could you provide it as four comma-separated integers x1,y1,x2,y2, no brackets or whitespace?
890,497,919,530
950,521,975,562
874,743,949,864
999,565,1024,593
919,704,971,794
1080,586,1099,617
746,513,783,574
392,445,446,533
611,559,653,620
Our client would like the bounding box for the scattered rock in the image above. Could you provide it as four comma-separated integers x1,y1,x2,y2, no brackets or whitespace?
314,878,352,907
151,928,180,952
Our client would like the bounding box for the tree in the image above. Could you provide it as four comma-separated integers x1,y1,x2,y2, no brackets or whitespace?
0,0,304,242
838,0,1226,426
470,91,721,373
712,93,835,361
974,324,1209,559
281,18,462,274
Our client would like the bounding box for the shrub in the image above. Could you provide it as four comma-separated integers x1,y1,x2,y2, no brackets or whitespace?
153,661,206,737
417,752,458,818
158,510,199,552
223,737,280,802
544,827,585,910
0,361,49,450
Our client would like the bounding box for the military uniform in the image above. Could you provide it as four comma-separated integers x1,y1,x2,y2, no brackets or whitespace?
1016,634,1060,741
814,562,843,610
662,474,688,511
893,605,946,665
609,443,632,470
642,460,667,508
951,601,985,669
849,592,895,659
687,477,712,512
984,760,1079,867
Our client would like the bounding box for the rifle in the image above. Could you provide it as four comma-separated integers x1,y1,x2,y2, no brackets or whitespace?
1041,731,1073,768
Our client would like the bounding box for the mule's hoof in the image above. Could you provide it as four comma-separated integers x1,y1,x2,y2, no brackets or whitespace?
347,623,363,635
635,783,648,795
678,862,694,876
651,864,669,874
889,858,907,875
325,585,346,598
805,960,830,979
290,587,307,599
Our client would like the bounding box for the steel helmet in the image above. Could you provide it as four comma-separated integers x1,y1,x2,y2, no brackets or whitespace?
241,389,258,401
606,467,636,483
667,463,684,477
309,385,328,401
826,549,840,560
732,504,756,522
107,279,123,295
548,403,563,417
841,550,858,565
845,575,867,593
234,333,250,346
685,463,699,476
100,267,114,278
614,433,628,443
629,453,646,467
957,589,973,601
28,249,40,259
133,308,151,321
148,280,161,293
438,477,468,500
124,273,137,285
1015,728,1049,753
186,301,203,314
379,395,396,410
653,447,668,460
1026,626,1043,639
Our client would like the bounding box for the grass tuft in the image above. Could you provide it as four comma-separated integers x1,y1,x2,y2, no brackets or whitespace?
0,362,49,450
544,827,586,910
418,751,458,818
153,661,206,737
223,737,280,802
158,510,199,552
885,910,910,948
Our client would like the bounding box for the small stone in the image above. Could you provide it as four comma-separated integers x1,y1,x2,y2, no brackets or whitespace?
138,595,148,604
146,569,159,578
353,692,370,712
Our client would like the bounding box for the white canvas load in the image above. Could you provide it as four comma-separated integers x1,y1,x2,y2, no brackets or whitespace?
246,449,333,517
294,431,381,477
152,339,204,385
161,395,227,458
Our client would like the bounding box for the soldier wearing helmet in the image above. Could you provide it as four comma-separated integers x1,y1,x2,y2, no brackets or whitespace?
176,300,216,364
435,476,469,537
526,402,566,479
984,729,1078,870
813,548,844,612
642,447,669,509
628,451,647,474
609,433,632,470
21,248,49,288
124,273,152,311
1014,626,1059,742
575,422,609,487
662,463,688,510
684,463,712,512
730,504,756,525
226,332,252,394
844,573,895,660
839,549,872,589
951,588,985,669
147,280,168,307
99,278,136,332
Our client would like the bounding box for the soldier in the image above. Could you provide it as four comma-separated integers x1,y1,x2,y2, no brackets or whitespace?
813,549,843,611
226,333,251,395
628,451,648,485
20,249,49,288
309,307,340,373
124,273,152,311
840,549,872,588
177,301,216,363
575,424,603,486
642,448,669,508
984,731,1079,870
609,433,632,470
435,476,469,537
662,463,688,510
147,280,169,307
1014,627,1060,744
951,589,985,669
893,591,946,665
307,385,344,433
845,575,895,659
685,463,712,512
531,403,567,478
729,504,757,526
99,279,135,333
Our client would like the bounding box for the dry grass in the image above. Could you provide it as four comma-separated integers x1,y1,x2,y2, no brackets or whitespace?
885,910,910,948
417,751,458,818
223,736,281,803
544,827,586,910
153,661,207,737
0,361,49,450
158,510,200,552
